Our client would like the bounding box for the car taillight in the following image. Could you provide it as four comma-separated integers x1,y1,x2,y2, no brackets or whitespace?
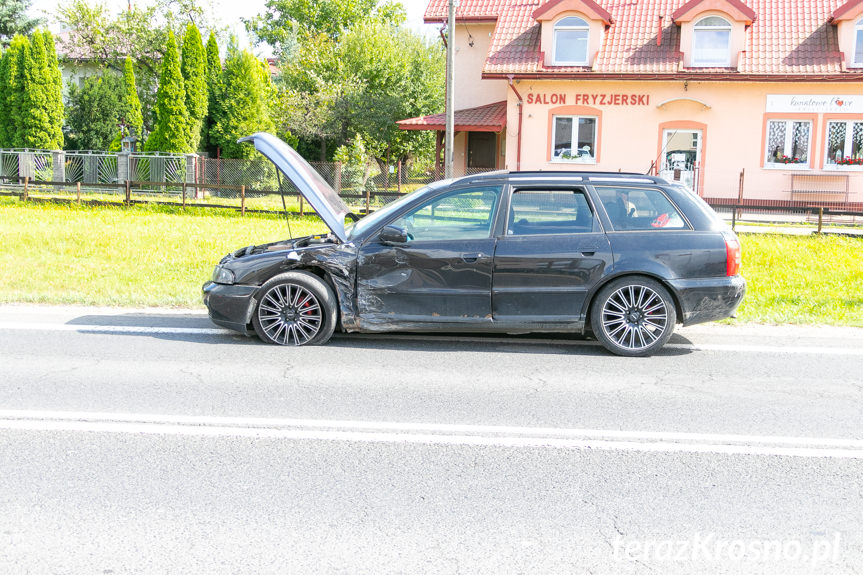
724,232,741,276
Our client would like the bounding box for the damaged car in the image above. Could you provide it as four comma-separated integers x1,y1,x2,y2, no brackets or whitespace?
202,133,745,357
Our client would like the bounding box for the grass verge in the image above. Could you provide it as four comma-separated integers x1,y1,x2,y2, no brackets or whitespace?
732,233,863,326
0,198,328,307
1,198,861,325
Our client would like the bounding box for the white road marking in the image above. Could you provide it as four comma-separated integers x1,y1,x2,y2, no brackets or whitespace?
1,321,862,356
0,410,862,459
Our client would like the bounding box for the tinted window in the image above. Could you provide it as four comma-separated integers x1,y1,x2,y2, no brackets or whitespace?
392,187,501,241
595,186,688,230
508,190,595,235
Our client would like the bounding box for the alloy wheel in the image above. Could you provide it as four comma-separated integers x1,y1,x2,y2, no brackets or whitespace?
600,284,669,352
257,283,323,345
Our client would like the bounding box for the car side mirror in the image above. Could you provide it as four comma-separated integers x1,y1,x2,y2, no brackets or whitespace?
379,225,408,244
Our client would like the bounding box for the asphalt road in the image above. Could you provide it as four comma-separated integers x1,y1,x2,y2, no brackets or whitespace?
0,305,861,574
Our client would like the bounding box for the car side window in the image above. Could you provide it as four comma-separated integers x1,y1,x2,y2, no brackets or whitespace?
507,189,596,235
595,186,688,230
391,186,501,241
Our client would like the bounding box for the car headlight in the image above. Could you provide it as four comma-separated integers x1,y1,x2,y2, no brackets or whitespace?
212,265,236,285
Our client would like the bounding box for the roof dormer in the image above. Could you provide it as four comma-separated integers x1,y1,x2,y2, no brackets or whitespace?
533,0,612,68
830,0,863,68
672,0,756,69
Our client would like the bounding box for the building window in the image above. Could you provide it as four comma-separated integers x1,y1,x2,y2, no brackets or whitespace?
826,120,863,167
553,16,589,65
765,120,811,167
855,20,863,66
552,115,597,163
692,16,732,67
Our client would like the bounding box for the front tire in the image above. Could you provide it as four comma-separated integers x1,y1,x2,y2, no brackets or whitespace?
591,277,677,357
253,271,337,346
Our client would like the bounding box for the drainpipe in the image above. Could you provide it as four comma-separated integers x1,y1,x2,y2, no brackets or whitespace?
507,75,523,171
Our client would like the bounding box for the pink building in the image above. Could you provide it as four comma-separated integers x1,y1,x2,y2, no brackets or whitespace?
399,0,863,206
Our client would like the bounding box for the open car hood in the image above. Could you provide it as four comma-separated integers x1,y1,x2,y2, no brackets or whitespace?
238,133,352,242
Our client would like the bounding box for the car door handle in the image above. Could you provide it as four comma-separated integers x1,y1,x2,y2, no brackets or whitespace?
461,253,484,263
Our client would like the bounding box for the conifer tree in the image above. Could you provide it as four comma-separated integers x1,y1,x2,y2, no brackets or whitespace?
122,56,143,138
8,33,31,148
203,31,220,151
19,30,63,149
209,39,273,159
180,23,207,151
41,30,64,148
144,30,188,153
0,46,8,147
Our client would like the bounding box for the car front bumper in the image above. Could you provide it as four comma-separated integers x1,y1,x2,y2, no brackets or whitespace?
668,275,746,326
202,281,258,335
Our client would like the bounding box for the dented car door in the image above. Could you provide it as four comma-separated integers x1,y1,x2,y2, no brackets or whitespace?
355,186,502,329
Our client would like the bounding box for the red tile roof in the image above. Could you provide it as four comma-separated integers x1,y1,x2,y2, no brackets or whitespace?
425,0,858,80
397,101,508,131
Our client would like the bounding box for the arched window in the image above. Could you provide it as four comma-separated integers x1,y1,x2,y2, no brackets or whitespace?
553,16,589,65
693,16,732,67
854,19,863,65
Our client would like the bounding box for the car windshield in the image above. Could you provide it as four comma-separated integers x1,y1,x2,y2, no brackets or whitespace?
345,181,449,241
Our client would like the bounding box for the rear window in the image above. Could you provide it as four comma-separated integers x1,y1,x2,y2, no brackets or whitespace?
594,186,689,231
508,189,596,235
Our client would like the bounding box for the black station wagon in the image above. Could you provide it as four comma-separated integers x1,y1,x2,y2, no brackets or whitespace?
203,133,745,356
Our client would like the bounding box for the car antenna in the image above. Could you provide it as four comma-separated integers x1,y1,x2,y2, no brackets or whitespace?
276,169,293,239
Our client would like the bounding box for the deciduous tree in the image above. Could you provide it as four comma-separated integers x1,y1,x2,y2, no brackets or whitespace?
244,0,404,57
64,72,125,151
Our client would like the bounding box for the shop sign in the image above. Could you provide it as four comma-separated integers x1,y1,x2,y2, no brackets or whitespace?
766,95,863,114
526,92,650,106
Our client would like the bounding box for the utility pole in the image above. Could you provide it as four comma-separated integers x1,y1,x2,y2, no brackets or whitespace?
445,0,457,179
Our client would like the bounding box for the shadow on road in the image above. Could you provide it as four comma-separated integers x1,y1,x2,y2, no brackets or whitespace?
61,312,697,356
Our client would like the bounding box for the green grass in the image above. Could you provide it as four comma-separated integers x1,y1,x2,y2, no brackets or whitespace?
0,198,328,307
733,233,863,326
1,198,862,325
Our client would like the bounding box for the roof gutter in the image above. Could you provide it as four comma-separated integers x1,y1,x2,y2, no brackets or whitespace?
507,75,523,171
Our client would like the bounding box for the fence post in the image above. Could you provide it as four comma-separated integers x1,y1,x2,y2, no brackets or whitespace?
397,161,402,194
76,182,81,203
18,152,34,184
23,176,29,201
117,151,130,187
365,185,371,215
335,162,342,194
52,150,65,191
184,154,197,200
737,169,745,220
241,185,246,216
817,207,824,234
299,196,304,216
182,182,187,209
125,180,131,206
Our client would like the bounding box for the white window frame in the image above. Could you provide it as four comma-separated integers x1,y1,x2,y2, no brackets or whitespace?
551,115,598,164
553,16,590,66
853,19,863,67
824,120,863,170
692,16,732,67
764,120,812,170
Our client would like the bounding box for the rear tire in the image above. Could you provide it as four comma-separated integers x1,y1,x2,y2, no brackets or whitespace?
253,271,337,346
590,277,676,357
